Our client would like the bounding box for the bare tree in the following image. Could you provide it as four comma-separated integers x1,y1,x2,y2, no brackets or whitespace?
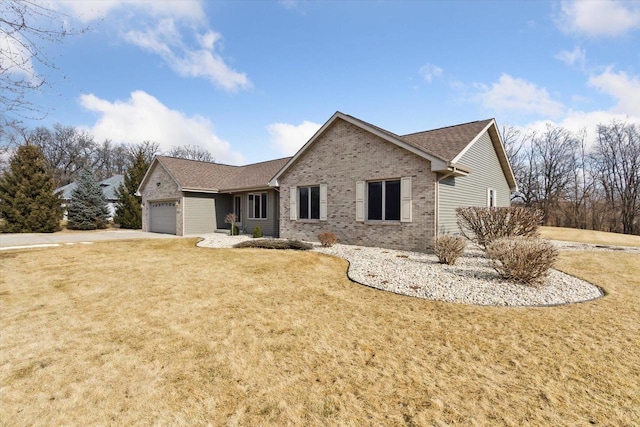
94,139,129,180
167,144,215,162
514,125,579,224
591,121,640,234
563,129,593,229
27,123,97,185
500,125,525,202
129,140,160,166
1,0,86,127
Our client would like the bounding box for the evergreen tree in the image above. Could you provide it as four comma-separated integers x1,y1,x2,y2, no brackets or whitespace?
0,144,63,232
67,168,110,230
114,147,151,229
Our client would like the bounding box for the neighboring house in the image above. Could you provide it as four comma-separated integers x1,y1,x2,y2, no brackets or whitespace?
138,112,517,251
137,156,290,236
56,174,124,221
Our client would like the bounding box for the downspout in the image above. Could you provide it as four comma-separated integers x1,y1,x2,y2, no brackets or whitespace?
272,187,280,238
434,170,457,237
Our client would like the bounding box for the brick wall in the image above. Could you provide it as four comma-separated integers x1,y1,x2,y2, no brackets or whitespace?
279,119,436,252
141,162,183,235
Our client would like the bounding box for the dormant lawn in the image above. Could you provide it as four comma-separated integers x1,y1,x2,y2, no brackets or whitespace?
1,231,639,425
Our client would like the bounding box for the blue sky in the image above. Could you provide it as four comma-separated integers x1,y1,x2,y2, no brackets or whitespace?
7,0,640,164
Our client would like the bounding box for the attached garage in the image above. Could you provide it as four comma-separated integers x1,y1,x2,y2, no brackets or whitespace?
139,156,291,236
149,201,177,235
183,194,216,235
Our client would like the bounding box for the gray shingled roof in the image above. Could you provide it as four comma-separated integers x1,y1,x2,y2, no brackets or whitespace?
155,156,291,192
401,119,494,161
150,114,507,193
341,114,493,162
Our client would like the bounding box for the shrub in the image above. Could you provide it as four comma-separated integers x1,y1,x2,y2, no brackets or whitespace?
318,232,338,247
433,234,466,265
486,237,558,286
233,239,312,250
252,225,263,238
456,206,542,249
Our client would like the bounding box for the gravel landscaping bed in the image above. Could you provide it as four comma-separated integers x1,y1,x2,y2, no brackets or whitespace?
197,234,607,307
315,244,604,307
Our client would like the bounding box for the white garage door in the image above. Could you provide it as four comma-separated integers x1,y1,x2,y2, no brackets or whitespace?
149,201,177,234
183,196,216,235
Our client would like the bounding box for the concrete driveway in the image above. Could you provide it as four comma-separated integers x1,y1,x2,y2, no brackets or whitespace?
0,229,178,250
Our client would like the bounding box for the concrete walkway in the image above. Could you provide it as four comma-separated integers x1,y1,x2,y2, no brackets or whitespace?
0,229,177,250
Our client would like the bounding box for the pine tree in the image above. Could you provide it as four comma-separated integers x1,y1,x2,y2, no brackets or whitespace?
67,168,110,230
0,144,63,232
114,147,151,229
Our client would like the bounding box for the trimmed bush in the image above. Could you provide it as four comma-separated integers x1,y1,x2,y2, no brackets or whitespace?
486,237,558,286
252,225,263,238
433,234,466,265
456,206,543,249
318,232,338,247
233,239,312,250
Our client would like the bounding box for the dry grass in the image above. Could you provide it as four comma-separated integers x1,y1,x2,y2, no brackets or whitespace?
541,226,640,247
1,238,639,425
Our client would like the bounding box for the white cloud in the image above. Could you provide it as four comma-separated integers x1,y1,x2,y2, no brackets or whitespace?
557,0,640,37
268,121,322,156
478,74,565,118
515,109,640,150
124,20,251,92
588,68,640,116
79,91,244,164
58,0,205,23
419,64,443,83
555,46,586,67
56,0,249,91
278,0,299,10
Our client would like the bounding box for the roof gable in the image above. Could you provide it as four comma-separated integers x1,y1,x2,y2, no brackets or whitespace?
270,112,508,186
401,119,494,162
270,112,457,186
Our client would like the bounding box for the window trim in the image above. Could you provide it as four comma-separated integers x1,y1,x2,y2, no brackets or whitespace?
487,188,497,208
298,185,321,220
366,179,401,222
248,192,268,220
233,195,242,223
290,184,327,221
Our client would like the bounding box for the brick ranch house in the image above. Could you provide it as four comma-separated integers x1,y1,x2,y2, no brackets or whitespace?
138,112,517,251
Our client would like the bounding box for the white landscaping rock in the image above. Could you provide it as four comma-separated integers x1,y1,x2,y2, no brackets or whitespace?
314,243,605,307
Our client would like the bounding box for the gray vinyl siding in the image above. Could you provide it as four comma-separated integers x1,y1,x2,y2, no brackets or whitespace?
183,193,216,235
438,131,511,234
238,189,279,237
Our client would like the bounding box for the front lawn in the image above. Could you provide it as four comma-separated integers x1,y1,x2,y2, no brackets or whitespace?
1,238,638,425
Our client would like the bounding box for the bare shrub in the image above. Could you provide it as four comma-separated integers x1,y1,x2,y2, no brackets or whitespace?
433,235,466,265
456,207,543,249
486,237,558,286
318,232,337,247
233,239,312,250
